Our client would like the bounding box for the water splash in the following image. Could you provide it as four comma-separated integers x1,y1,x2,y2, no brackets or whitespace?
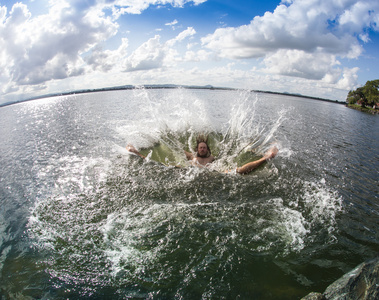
117,89,286,171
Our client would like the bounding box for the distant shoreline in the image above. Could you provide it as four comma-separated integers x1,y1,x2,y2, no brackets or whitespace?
0,84,345,108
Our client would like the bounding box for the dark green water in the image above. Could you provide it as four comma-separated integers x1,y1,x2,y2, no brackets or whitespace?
0,88,378,299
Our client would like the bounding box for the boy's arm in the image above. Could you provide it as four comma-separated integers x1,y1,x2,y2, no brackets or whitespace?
184,150,194,160
126,145,146,159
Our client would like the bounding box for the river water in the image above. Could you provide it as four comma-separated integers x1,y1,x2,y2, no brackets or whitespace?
0,88,378,299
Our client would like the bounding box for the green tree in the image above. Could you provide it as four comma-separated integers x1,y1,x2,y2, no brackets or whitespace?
346,79,379,107
346,87,365,105
362,80,379,106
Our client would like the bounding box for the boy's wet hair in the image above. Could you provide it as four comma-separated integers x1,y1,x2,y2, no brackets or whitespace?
195,134,211,155
196,134,208,146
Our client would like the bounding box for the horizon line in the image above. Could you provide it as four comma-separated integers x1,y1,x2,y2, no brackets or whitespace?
0,84,344,108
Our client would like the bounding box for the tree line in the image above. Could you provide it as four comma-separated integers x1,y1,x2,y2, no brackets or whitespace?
346,79,379,107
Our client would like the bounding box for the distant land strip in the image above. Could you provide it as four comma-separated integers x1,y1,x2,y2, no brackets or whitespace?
0,84,345,108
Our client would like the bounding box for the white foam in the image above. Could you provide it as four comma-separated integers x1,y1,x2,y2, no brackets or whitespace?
303,179,343,234
0,245,12,272
101,204,177,276
264,197,310,253
36,155,112,196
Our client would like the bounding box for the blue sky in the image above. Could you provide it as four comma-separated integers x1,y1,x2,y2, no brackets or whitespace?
0,0,378,104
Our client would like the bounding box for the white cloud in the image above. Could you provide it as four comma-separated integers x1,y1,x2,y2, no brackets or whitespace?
339,0,379,33
0,1,118,95
202,0,379,89
85,38,129,72
184,49,211,62
263,49,341,80
335,67,360,90
191,0,207,4
202,0,373,58
359,32,370,43
100,0,206,17
166,27,196,46
187,42,197,49
165,19,178,27
123,35,165,71
123,27,197,71
0,0,204,99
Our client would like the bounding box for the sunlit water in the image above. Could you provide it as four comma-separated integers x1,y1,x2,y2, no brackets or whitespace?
0,88,378,299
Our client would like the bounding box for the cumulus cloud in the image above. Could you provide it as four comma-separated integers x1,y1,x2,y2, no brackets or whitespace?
166,26,196,46
166,20,178,26
123,27,197,71
0,1,118,95
335,67,360,90
0,0,204,97
339,0,379,33
184,49,212,62
165,19,179,29
85,38,129,72
202,0,379,85
100,0,206,17
202,0,378,58
263,49,340,80
123,35,165,71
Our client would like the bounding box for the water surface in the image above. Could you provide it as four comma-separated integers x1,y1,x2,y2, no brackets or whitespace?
0,88,378,299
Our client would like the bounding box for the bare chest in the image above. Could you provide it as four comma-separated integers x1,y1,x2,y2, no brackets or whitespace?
192,156,214,166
